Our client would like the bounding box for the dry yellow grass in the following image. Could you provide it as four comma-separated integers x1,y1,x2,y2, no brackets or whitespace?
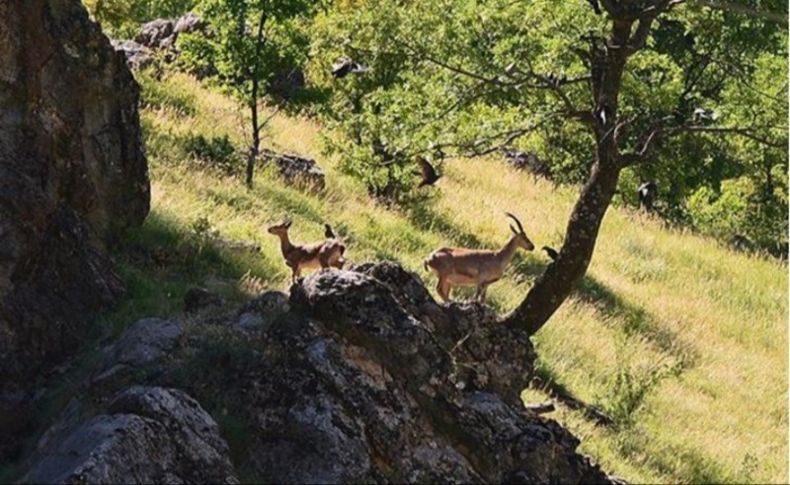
135,71,788,484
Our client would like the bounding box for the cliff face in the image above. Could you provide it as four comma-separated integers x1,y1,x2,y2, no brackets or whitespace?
0,0,149,383
20,263,614,484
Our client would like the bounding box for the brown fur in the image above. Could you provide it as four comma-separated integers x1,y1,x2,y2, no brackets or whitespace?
424,213,534,303
268,220,346,282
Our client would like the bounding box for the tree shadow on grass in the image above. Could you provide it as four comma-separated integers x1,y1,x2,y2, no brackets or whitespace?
573,276,699,368
110,210,283,334
532,370,616,427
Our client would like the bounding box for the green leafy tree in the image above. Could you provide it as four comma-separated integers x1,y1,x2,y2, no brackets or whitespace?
181,0,311,186
312,0,787,333
309,3,421,202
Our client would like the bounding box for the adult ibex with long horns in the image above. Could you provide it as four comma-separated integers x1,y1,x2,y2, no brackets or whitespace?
424,212,534,302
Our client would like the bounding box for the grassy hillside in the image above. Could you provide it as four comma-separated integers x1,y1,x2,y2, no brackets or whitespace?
114,71,788,484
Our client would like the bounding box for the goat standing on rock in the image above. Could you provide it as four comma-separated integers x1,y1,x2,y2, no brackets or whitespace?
424,213,534,303
268,219,346,282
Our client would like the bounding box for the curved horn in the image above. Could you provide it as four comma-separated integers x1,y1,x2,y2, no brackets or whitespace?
505,212,525,234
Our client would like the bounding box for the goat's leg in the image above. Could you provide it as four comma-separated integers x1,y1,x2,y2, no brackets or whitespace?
291,266,300,282
437,278,451,302
478,283,490,303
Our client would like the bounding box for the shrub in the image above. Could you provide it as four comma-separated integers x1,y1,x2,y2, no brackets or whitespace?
176,32,219,79
183,133,239,173
599,341,682,427
687,176,788,254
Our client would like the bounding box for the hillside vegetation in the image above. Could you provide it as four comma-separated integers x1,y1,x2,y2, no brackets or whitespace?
114,71,787,484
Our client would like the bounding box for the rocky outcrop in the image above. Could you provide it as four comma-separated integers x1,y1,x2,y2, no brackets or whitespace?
174,12,205,37
113,12,205,71
18,262,611,483
133,13,204,51
260,148,326,191
22,386,237,484
135,18,176,49
0,0,149,449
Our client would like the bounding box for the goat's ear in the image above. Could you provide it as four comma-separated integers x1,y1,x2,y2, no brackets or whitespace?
284,219,292,228
510,224,518,235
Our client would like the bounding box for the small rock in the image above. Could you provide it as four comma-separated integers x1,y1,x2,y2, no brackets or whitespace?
260,149,326,191
503,149,552,179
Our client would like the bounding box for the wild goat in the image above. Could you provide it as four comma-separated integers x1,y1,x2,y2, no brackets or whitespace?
268,219,346,282
424,212,534,302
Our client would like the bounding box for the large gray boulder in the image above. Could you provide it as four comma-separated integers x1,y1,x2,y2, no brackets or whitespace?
260,148,326,191
91,318,182,393
0,0,149,387
22,386,237,484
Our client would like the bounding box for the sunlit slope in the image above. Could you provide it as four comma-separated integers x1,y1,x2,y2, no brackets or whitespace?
135,72,787,484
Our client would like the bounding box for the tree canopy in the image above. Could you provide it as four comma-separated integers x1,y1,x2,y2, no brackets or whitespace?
310,0,787,253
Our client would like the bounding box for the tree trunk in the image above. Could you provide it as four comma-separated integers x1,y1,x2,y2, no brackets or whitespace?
246,7,267,188
502,159,622,333
246,96,260,187
502,16,637,335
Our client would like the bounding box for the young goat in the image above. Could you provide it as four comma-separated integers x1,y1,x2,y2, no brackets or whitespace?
424,212,534,302
268,219,346,282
